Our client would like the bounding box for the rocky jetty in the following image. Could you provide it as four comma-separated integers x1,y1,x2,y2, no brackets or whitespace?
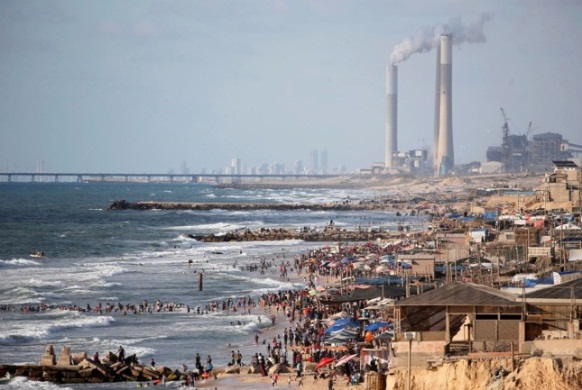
0,344,181,384
108,199,393,212
184,225,418,243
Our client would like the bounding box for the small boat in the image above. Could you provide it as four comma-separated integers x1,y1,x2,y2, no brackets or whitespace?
30,250,46,258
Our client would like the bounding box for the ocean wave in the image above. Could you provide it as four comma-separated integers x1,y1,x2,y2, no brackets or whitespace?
0,315,115,343
3,376,73,390
23,278,63,288
0,258,42,267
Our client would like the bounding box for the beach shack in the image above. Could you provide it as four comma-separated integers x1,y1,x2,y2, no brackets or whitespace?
390,282,523,367
519,277,582,355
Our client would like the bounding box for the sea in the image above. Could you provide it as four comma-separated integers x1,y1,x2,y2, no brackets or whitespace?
0,182,426,389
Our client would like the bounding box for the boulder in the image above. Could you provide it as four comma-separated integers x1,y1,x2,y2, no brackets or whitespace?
247,365,262,374
71,352,87,365
40,344,56,366
101,351,118,365
57,346,72,366
224,365,240,374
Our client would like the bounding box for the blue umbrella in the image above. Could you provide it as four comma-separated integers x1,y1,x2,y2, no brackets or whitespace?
365,322,391,331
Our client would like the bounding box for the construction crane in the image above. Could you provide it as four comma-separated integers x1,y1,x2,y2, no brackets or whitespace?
500,108,510,173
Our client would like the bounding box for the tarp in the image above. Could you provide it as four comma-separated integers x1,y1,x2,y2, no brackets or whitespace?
556,222,582,231
374,331,394,340
360,348,390,371
327,327,360,339
365,322,392,331
324,319,360,334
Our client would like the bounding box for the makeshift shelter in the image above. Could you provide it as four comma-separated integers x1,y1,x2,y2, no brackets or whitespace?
522,277,582,341
394,282,522,346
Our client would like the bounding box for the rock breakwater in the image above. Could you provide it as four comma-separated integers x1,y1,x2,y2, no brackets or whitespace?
0,344,181,385
108,199,393,212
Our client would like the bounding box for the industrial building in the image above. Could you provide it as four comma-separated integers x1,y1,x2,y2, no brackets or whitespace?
486,131,582,173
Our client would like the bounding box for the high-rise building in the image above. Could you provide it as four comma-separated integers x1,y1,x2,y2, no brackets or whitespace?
231,158,242,175
310,150,319,174
294,160,304,175
320,150,328,174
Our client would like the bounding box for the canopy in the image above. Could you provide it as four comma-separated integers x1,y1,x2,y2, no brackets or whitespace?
365,322,392,331
324,319,360,335
374,331,394,340
315,357,335,370
556,222,582,231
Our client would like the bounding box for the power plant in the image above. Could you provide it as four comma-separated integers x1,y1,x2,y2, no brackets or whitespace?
376,16,581,177
384,34,453,176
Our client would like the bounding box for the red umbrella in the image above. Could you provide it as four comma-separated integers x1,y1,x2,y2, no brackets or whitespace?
314,357,335,370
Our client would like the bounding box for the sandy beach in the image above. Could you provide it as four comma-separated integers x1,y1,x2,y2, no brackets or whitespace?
188,262,368,390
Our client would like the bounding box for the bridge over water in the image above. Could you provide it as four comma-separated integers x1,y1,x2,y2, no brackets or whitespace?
0,172,348,184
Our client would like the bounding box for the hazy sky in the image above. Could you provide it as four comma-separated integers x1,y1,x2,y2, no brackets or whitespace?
1,0,581,173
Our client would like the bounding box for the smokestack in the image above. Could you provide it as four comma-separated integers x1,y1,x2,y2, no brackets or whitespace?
433,40,441,171
436,34,453,175
385,64,397,169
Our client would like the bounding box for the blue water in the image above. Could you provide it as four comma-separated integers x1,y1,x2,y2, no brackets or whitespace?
0,182,425,389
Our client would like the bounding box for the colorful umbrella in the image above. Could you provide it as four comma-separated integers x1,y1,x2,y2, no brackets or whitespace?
335,354,359,366
314,357,335,370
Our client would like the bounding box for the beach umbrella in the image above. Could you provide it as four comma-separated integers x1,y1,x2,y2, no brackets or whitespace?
309,289,317,297
328,262,340,268
363,265,372,271
365,322,391,331
341,257,351,264
375,265,389,273
330,311,350,320
314,357,335,370
352,262,365,269
374,331,394,340
335,354,359,366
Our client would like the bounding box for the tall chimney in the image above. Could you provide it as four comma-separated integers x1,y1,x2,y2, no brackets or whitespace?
433,40,441,171
385,64,397,169
436,34,453,175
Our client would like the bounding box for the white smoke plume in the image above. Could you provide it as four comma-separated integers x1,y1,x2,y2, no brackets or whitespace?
389,13,492,64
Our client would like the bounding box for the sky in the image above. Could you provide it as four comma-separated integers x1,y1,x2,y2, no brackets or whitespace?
1,0,581,174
